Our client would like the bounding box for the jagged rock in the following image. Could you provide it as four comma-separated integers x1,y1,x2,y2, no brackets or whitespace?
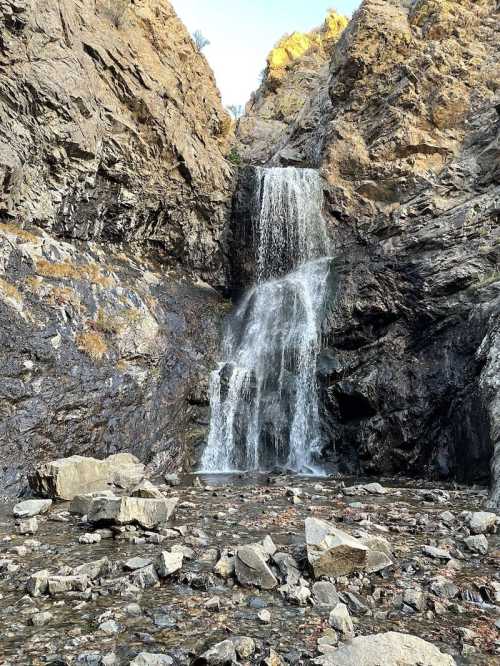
305,518,368,577
13,499,52,518
124,557,153,571
196,640,237,665
26,570,49,597
312,581,340,607
29,454,146,500
87,495,178,529
79,533,101,545
47,574,89,595
233,637,256,659
467,512,497,534
214,552,235,579
16,517,38,535
131,480,164,499
70,491,118,516
74,558,110,580
129,564,160,590
343,483,386,496
235,545,278,589
156,551,183,577
422,545,452,560
313,632,456,665
429,577,459,600
30,611,53,627
463,534,489,554
328,603,354,638
272,552,300,585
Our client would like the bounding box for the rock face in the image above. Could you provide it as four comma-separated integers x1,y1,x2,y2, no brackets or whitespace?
232,0,500,503
0,0,234,493
237,11,348,165
314,631,456,666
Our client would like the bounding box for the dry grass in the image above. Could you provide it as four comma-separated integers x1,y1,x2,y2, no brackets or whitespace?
95,305,143,335
0,277,22,303
76,330,108,361
0,222,39,243
48,286,81,310
35,259,112,287
25,275,43,292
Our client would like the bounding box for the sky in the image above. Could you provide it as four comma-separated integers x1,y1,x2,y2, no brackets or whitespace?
171,1,360,109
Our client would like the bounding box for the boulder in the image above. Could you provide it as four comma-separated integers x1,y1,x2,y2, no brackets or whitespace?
235,544,278,589
29,454,146,500
305,518,368,578
343,483,386,496
328,603,354,638
131,480,164,499
196,639,237,665
313,631,456,665
47,574,89,595
156,551,183,577
87,495,178,529
70,491,117,516
463,534,488,554
467,512,497,535
13,499,52,518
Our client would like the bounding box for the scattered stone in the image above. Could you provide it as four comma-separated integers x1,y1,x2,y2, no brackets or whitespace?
79,533,101,544
125,557,153,571
130,564,159,589
305,518,367,577
13,499,52,518
429,577,459,599
30,611,53,627
343,482,386,496
30,453,146,500
87,495,178,529
313,631,456,665
233,636,256,659
422,545,452,560
258,609,271,624
130,654,173,666
464,534,488,554
16,517,38,535
197,640,237,664
74,557,110,580
99,619,121,635
328,602,354,638
156,551,183,577
467,512,497,535
235,544,278,589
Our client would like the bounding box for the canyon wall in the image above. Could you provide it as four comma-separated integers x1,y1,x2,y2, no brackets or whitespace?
234,0,500,502
0,0,233,492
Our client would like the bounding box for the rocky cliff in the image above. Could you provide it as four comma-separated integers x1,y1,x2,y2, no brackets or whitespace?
231,0,500,503
0,0,233,492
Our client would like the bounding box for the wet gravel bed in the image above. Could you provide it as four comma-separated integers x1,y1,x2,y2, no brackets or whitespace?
0,474,498,665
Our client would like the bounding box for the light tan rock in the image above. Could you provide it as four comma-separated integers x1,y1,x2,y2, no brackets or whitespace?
87,495,178,529
305,518,368,578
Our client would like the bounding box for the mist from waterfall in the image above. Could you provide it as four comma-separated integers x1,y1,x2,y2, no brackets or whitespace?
201,167,332,474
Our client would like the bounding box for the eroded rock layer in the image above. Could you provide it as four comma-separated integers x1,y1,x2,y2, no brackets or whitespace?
232,0,500,502
0,0,234,491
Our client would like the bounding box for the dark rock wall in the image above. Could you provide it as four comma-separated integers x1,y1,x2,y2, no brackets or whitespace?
0,0,234,492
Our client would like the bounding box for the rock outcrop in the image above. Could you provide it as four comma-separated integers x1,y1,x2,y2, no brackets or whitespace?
231,0,500,502
0,0,234,492
236,10,348,165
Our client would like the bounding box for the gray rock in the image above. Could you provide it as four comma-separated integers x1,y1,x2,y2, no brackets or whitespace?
343,483,386,496
272,552,300,585
70,491,118,516
74,558,110,580
99,619,121,635
130,654,173,666
312,582,340,607
130,564,160,589
198,640,237,664
467,511,497,534
430,577,459,599
87,495,178,529
29,453,146,500
16,517,38,535
79,533,101,545
156,551,183,577
124,557,153,571
233,636,256,659
13,499,52,518
258,609,271,624
422,545,452,560
403,588,426,612
235,545,278,589
131,480,164,499
463,534,489,554
313,631,456,665
328,603,354,638
48,574,89,595
30,611,53,627
26,570,49,597
305,517,368,578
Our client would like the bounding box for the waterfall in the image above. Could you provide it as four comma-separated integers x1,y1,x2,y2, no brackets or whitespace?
201,167,332,474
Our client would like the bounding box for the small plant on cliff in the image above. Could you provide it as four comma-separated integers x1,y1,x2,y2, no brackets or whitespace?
76,330,108,361
227,147,241,166
101,0,130,29
193,30,210,52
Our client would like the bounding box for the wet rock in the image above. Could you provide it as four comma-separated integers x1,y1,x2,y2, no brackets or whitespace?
130,654,173,666
87,495,178,529
196,639,237,664
328,602,354,638
312,581,340,607
16,517,38,535
235,545,278,589
156,551,183,577
131,480,164,499
313,631,456,665
464,534,489,554
29,454,146,500
467,512,497,534
305,518,368,577
13,499,52,518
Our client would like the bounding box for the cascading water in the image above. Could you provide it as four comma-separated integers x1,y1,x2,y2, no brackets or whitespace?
201,167,332,474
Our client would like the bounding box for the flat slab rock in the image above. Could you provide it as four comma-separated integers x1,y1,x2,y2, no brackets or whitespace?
13,499,52,518
87,495,178,530
29,453,146,500
305,517,368,578
235,544,278,590
314,632,456,665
